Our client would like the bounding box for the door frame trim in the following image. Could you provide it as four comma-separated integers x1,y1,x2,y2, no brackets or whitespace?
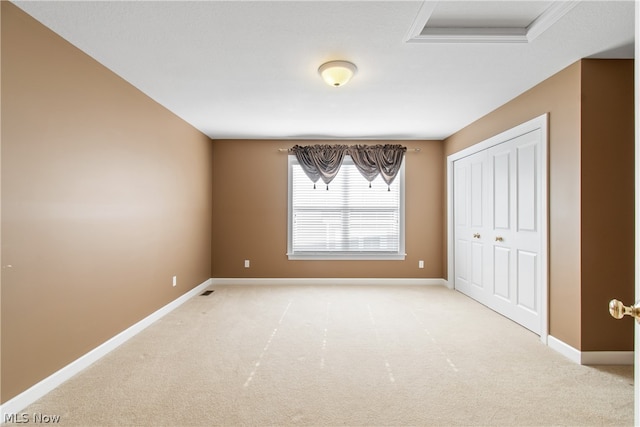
633,1,639,421
446,113,549,343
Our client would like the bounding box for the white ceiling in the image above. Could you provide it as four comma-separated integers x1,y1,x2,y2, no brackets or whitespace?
12,1,635,140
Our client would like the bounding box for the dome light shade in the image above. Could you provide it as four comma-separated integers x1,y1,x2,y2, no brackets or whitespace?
318,60,357,87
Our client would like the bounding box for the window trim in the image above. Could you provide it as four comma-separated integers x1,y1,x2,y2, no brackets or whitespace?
287,155,406,261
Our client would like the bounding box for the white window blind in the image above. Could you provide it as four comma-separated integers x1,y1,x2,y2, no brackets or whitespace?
287,155,405,260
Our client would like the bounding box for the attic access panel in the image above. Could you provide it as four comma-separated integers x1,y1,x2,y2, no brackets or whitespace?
406,1,579,43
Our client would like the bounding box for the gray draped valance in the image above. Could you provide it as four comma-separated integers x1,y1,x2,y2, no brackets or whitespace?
290,144,348,189
291,144,406,190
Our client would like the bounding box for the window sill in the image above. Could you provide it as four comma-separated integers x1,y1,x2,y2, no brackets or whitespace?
287,253,406,261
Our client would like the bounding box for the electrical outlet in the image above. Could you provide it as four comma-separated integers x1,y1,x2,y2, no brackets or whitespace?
244,260,250,268
418,260,424,269
172,276,177,287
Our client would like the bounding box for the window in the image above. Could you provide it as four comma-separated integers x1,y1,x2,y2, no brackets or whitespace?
287,155,405,260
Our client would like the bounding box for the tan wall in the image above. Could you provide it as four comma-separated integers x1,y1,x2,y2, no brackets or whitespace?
1,3,213,403
444,60,634,351
212,139,443,279
580,59,634,351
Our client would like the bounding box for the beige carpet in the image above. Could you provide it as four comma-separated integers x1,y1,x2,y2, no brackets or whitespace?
7,285,634,426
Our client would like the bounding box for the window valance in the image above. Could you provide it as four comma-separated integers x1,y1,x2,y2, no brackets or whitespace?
290,144,406,190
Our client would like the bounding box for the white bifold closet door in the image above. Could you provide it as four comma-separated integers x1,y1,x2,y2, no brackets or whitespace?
454,129,542,334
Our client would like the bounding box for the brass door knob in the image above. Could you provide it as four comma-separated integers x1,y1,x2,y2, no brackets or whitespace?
495,236,504,242
473,233,481,239
609,299,640,323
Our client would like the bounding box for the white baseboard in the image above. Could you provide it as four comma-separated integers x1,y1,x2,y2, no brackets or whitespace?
211,277,448,286
0,278,213,419
548,335,634,365
548,335,582,364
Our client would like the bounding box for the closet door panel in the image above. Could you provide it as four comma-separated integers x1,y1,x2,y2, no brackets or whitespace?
471,161,484,228
454,151,490,299
455,239,469,284
517,250,537,312
454,165,468,227
493,246,511,300
492,150,511,231
471,241,484,288
454,159,472,291
517,143,537,233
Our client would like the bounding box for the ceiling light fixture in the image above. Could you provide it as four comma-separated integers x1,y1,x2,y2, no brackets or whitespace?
318,60,357,87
